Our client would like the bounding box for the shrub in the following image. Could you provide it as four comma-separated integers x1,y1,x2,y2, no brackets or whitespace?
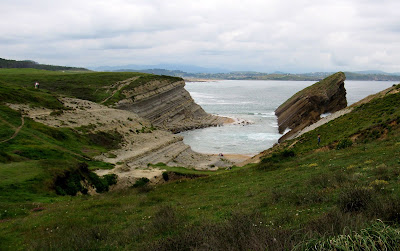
133,177,150,188
54,162,116,195
0,151,13,163
370,179,389,191
338,187,374,213
258,149,295,171
151,205,180,233
282,149,295,157
162,172,169,181
373,164,391,181
336,138,353,150
50,110,63,116
54,170,84,196
87,130,123,150
102,174,118,186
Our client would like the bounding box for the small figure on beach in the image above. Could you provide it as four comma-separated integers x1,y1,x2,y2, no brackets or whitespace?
219,153,224,157
317,134,321,146
35,82,39,89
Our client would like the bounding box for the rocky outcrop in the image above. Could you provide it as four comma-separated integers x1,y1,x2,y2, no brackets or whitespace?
275,72,347,142
115,79,230,133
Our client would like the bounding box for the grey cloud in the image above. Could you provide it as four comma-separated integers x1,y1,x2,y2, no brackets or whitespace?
0,0,399,72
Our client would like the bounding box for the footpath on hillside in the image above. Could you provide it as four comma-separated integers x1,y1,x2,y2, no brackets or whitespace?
0,116,24,144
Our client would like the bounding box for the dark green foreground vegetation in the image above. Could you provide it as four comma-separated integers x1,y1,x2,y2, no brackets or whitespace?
1,69,400,250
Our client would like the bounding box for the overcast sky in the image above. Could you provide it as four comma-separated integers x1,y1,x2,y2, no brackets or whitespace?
1,0,399,72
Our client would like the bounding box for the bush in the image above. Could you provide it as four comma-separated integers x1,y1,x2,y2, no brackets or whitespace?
282,149,295,157
151,205,180,233
87,130,123,150
258,149,295,171
133,177,150,188
0,151,13,163
54,170,85,196
54,162,116,195
102,174,118,186
338,187,374,213
50,110,63,116
162,172,169,181
336,138,353,150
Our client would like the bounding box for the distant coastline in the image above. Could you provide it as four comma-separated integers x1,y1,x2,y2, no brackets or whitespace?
111,68,400,82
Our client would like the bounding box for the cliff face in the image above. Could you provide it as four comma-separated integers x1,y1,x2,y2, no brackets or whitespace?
275,72,347,141
115,79,228,133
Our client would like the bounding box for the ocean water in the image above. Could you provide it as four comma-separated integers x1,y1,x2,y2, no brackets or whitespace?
180,80,397,155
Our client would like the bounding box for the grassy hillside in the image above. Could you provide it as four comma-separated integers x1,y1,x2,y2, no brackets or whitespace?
0,69,182,105
0,69,400,250
0,58,89,72
0,82,125,222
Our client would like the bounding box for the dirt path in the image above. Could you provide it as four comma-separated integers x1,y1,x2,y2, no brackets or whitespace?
100,77,139,104
0,116,24,144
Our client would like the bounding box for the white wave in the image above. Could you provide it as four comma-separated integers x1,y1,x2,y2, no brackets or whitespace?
283,128,291,134
247,133,281,141
269,122,279,128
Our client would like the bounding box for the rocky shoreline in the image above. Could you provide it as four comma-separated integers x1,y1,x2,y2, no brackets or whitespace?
8,76,249,190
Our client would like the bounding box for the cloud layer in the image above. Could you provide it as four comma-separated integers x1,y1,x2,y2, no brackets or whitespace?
1,0,399,72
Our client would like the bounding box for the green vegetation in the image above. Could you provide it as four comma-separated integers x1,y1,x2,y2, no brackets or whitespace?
0,68,182,105
0,58,88,71
0,81,64,109
0,89,122,218
1,70,400,249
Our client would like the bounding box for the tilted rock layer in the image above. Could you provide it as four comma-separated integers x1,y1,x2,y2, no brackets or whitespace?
275,72,347,141
115,79,229,133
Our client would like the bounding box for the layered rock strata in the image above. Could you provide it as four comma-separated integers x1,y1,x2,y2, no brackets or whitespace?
10,97,234,189
116,79,229,133
275,72,347,142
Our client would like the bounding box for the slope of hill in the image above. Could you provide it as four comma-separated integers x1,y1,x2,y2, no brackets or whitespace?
1,69,400,249
0,58,89,71
0,69,236,211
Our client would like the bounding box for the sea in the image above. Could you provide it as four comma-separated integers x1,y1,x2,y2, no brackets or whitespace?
179,80,398,155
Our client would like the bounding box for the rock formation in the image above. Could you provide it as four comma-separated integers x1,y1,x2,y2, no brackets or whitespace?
115,78,229,133
275,72,347,141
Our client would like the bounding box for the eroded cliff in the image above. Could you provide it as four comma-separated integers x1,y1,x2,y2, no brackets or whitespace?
115,78,229,133
275,72,347,141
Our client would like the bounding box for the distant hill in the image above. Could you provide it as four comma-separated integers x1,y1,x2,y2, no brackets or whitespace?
0,58,89,71
109,69,400,81
91,63,230,74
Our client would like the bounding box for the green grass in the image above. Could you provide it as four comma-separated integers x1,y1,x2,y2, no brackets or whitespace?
0,68,182,105
2,120,400,249
296,220,400,250
1,74,400,249
288,91,400,154
0,104,122,206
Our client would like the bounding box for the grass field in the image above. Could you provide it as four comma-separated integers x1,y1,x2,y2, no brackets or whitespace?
1,70,400,249
0,69,181,104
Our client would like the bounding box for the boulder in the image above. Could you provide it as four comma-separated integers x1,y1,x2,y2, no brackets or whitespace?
275,72,347,141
